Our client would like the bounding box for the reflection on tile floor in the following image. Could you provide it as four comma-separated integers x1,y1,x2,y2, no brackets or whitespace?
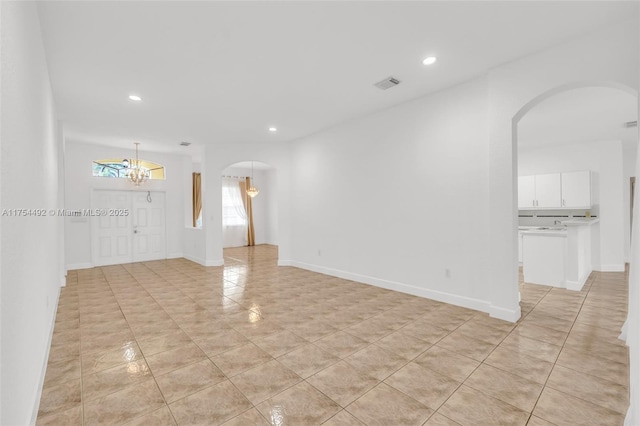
38,245,629,425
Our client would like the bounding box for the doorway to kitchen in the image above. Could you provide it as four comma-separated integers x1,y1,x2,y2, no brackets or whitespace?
91,189,166,266
513,83,637,295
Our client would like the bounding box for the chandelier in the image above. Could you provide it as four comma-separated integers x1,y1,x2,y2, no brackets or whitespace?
125,142,150,186
246,161,259,198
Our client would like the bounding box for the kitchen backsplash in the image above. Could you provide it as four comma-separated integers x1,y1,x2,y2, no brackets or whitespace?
518,208,599,226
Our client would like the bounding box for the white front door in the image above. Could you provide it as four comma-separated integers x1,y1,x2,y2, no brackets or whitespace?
92,190,166,266
132,191,166,262
92,190,134,266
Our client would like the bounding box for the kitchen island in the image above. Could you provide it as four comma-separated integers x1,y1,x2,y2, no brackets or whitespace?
520,218,599,291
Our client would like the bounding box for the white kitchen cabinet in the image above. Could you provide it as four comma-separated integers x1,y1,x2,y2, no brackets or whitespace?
522,233,567,287
517,173,561,209
535,173,562,208
561,171,591,208
518,176,536,208
518,171,591,209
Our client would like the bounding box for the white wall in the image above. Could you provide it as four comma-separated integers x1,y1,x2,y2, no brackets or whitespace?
626,7,640,419
289,77,493,315
487,18,638,321
282,19,638,325
484,18,638,423
0,2,63,424
519,140,626,271
627,135,640,426
64,141,188,269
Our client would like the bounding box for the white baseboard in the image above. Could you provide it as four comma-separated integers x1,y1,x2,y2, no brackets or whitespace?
489,304,521,323
565,272,590,291
167,252,183,259
285,260,519,322
30,286,60,425
66,262,93,271
625,405,635,426
619,319,628,344
205,259,224,267
597,264,626,272
184,254,206,266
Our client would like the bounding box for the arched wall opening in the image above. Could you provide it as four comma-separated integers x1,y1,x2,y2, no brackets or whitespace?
511,81,638,297
220,161,278,249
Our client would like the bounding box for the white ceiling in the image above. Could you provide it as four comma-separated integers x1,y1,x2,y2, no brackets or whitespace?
37,1,639,154
518,87,638,149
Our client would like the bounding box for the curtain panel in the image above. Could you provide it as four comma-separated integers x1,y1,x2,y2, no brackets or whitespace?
245,177,256,246
192,172,202,227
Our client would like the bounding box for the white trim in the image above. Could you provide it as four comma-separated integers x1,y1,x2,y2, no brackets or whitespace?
625,405,635,426
285,260,519,323
66,262,93,271
620,319,628,344
565,272,590,291
184,254,206,265
30,286,60,425
489,304,521,323
597,264,626,272
205,259,224,267
166,252,183,259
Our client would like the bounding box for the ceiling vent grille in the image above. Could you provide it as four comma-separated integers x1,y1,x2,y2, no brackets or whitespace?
179,141,191,146
374,76,401,90
624,121,637,128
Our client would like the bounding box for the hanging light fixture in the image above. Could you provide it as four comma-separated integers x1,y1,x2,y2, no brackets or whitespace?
125,142,150,186
246,161,259,198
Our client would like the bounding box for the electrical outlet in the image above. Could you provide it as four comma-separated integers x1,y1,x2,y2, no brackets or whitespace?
445,268,451,278
317,249,322,256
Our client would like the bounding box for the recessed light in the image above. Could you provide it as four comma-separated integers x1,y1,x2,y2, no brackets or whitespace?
128,95,142,101
268,127,277,132
422,56,437,66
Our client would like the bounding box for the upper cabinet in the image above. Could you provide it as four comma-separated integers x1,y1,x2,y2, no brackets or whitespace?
535,173,562,208
561,171,591,208
518,170,591,210
518,173,561,209
517,175,536,208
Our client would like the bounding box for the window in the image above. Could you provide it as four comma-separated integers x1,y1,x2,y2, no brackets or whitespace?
222,178,247,226
92,158,165,180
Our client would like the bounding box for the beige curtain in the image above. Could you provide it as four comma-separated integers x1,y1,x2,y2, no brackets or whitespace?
192,173,202,227
242,177,255,246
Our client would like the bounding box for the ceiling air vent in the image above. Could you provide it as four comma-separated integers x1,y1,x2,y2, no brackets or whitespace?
179,141,191,146
624,121,637,128
374,76,401,90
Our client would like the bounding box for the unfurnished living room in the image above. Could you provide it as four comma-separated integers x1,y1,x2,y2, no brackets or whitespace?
1,1,639,425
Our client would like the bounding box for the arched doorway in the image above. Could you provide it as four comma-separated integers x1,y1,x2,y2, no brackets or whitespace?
220,161,277,249
512,82,637,301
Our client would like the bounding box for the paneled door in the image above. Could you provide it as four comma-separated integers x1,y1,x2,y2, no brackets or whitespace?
92,190,134,266
131,191,166,262
92,190,166,266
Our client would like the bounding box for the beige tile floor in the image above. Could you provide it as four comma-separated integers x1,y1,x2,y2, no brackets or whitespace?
37,245,629,425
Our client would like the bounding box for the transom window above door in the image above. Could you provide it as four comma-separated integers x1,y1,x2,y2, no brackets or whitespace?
92,158,165,179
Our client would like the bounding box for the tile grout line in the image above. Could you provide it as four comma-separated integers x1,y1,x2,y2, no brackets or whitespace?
525,273,626,423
